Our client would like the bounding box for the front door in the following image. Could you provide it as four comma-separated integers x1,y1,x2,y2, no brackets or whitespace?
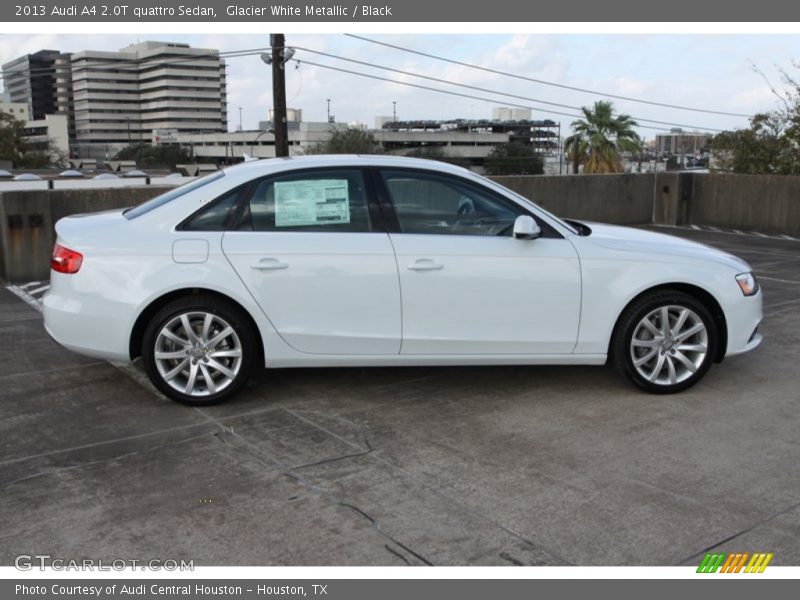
378,169,581,355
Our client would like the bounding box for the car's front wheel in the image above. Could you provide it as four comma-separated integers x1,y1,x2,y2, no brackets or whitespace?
141,295,257,405
612,290,718,393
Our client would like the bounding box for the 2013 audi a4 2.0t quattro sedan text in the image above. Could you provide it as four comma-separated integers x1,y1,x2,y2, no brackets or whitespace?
43,156,763,405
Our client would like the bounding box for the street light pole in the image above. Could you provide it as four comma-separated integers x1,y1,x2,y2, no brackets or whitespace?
271,33,289,157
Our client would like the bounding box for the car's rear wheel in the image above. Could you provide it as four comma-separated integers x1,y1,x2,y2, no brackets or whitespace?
612,290,718,393
142,295,256,405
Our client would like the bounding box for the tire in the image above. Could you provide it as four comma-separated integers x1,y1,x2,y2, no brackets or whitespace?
611,290,718,394
141,295,257,405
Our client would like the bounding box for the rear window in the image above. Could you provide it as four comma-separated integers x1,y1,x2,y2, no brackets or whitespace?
123,171,225,220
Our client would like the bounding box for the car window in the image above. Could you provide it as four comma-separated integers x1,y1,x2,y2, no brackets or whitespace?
380,170,520,236
237,169,372,233
181,187,242,231
124,171,224,220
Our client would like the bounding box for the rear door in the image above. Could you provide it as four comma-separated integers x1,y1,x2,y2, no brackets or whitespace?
221,167,401,355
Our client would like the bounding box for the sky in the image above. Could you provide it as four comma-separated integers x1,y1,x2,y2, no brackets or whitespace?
1,33,799,138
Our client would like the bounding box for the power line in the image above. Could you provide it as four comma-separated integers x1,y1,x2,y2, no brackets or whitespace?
0,47,258,80
293,46,725,132
345,34,753,119
1,41,731,134
297,58,697,132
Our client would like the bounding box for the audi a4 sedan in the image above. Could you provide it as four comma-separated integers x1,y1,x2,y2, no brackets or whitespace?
43,155,762,405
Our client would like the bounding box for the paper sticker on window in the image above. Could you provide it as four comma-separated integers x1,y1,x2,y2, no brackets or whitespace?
274,179,350,227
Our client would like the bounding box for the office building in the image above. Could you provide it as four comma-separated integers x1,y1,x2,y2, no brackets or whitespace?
655,129,713,156
0,101,30,122
70,41,227,158
3,41,228,158
492,107,532,121
2,50,72,122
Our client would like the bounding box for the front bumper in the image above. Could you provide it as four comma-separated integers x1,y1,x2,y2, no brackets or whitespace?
724,290,764,357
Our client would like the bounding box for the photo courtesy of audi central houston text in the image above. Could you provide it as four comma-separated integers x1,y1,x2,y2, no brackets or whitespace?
1,30,799,573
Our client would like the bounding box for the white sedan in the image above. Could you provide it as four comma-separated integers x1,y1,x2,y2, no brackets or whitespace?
43,156,763,405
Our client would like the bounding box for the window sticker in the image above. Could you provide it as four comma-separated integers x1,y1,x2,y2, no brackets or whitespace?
274,179,350,227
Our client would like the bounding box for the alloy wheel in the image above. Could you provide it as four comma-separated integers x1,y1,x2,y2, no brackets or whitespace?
629,305,709,386
153,311,243,397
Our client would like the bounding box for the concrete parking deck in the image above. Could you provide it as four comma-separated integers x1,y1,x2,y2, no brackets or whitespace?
1,227,798,566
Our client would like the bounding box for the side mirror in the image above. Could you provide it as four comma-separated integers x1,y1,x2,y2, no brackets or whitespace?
513,215,541,240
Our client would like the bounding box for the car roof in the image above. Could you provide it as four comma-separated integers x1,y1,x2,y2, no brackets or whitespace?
222,154,475,179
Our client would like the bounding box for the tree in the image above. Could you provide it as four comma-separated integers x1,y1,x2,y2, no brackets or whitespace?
0,113,65,168
0,113,28,165
483,143,544,176
567,101,642,173
711,113,798,175
308,127,383,154
711,63,800,175
402,146,470,168
113,143,191,169
563,134,587,174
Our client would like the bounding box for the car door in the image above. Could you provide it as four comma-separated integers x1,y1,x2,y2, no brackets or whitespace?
221,167,401,355
377,168,581,355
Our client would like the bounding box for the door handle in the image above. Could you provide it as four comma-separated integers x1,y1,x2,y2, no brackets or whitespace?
251,258,289,271
407,258,443,271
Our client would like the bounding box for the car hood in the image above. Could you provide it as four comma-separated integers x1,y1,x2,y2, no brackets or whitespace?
581,222,751,272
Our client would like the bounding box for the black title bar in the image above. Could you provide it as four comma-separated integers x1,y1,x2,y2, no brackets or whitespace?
4,0,800,22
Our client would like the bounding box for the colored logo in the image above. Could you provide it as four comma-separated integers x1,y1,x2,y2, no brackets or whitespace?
697,552,773,573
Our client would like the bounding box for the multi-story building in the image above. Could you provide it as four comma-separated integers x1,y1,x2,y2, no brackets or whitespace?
655,128,713,156
22,114,70,163
0,101,30,122
2,50,72,123
70,41,227,158
3,41,228,159
492,107,532,121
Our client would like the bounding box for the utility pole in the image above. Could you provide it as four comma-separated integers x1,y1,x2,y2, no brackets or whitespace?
238,106,243,131
326,98,331,123
271,33,289,157
392,101,397,123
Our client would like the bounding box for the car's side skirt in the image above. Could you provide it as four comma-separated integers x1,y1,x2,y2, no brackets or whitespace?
264,354,608,368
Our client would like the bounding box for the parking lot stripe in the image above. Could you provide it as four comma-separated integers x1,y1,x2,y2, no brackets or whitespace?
758,275,800,285
5,285,45,311
0,420,217,468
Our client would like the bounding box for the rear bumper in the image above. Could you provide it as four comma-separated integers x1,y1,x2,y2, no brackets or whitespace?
42,273,132,362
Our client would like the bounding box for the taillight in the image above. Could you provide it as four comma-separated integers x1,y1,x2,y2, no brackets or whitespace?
51,243,83,274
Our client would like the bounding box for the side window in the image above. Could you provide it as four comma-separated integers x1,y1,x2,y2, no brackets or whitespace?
380,170,520,236
181,187,242,231
238,169,372,233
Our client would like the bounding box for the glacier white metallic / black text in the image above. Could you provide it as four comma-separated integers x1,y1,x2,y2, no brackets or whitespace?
43,156,763,404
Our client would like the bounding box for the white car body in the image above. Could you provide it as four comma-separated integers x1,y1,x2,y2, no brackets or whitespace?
43,155,762,383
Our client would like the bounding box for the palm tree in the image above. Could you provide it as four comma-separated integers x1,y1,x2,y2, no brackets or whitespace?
568,101,642,174
563,133,587,174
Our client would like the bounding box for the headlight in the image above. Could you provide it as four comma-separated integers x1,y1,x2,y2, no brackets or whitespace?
736,272,759,296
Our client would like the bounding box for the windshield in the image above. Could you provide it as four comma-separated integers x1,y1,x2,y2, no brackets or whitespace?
123,171,225,219
476,174,579,236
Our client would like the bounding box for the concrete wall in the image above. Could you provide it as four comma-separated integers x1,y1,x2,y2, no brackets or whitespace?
690,173,800,233
492,172,800,234
2,173,800,284
0,187,170,282
491,173,655,225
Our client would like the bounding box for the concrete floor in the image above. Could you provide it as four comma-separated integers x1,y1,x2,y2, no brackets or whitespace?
1,226,798,566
